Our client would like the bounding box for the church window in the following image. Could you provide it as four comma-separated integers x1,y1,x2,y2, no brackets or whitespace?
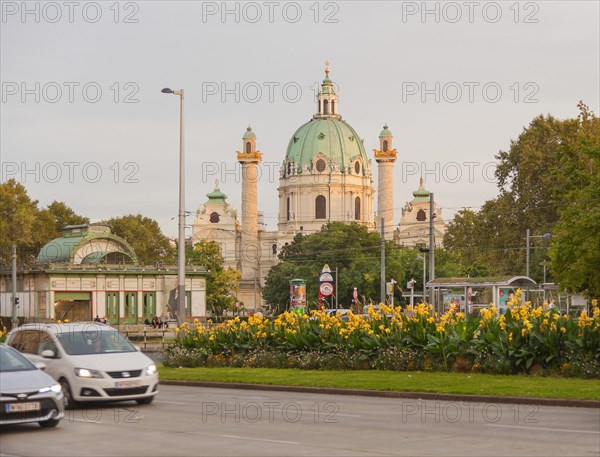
331,100,335,113
245,142,251,153
323,99,329,115
416,209,426,222
315,195,326,219
354,161,361,174
316,159,326,172
355,197,361,220
272,244,277,255
286,197,291,221
383,140,388,152
210,212,220,223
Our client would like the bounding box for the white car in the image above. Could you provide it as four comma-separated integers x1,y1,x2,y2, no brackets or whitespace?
7,323,159,408
0,344,64,427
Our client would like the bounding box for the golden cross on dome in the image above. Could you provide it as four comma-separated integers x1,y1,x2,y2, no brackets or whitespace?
325,59,330,77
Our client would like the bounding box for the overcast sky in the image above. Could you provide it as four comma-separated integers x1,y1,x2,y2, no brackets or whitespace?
2,1,599,237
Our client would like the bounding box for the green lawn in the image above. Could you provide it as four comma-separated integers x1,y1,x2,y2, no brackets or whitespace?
158,367,600,400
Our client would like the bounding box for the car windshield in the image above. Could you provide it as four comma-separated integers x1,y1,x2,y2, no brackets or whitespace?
56,329,136,355
0,346,37,372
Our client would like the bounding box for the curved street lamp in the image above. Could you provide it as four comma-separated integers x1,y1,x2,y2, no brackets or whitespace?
162,87,185,325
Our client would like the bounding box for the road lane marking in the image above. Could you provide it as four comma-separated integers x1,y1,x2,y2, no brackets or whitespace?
68,418,104,424
155,400,188,405
219,434,299,445
486,423,600,434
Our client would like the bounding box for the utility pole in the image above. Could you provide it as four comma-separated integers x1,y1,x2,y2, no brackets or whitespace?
335,266,338,310
526,228,530,278
11,245,18,329
429,193,435,306
254,276,257,314
380,218,385,303
419,247,429,305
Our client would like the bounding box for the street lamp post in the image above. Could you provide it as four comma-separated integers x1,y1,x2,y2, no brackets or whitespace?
540,260,548,301
525,229,552,278
162,87,186,325
419,247,429,304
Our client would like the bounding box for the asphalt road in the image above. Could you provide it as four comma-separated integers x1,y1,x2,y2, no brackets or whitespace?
1,385,599,457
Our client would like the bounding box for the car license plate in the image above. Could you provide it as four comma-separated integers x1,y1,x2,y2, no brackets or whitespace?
6,402,41,413
115,380,141,388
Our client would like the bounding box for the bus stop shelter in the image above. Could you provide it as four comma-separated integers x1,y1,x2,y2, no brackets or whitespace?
426,276,537,314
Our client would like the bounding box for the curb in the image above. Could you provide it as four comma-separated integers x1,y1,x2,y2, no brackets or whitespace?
160,380,600,409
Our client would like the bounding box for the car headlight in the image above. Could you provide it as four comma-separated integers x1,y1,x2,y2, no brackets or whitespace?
145,364,157,376
75,368,103,378
39,383,62,394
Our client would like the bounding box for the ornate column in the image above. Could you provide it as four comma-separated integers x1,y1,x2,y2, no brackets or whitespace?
237,126,262,281
374,124,397,240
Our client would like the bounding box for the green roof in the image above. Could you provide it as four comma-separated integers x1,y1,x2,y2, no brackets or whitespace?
242,126,256,139
205,185,228,206
38,235,85,263
37,225,138,265
412,178,431,202
379,124,392,137
285,117,368,172
321,77,334,94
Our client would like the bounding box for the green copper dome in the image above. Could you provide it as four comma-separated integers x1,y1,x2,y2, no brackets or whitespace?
379,124,392,137
37,224,138,265
242,126,256,139
412,178,431,202
285,117,368,172
205,183,228,205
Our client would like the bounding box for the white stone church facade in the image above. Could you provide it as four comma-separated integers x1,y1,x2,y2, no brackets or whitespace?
192,66,446,308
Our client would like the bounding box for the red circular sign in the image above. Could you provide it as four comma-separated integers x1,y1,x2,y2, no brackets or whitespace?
319,282,334,296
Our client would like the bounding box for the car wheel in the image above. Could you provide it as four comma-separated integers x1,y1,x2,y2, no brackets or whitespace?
135,396,154,405
39,418,61,428
59,378,77,409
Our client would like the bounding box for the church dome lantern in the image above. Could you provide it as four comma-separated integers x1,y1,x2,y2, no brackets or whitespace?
412,177,431,202
284,63,369,176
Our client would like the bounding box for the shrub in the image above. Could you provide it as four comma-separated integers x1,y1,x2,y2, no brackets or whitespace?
168,296,600,378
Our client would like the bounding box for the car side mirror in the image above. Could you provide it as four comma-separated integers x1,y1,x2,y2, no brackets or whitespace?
34,362,47,371
41,349,56,359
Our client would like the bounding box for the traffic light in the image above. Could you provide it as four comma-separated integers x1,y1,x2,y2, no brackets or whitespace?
14,297,19,305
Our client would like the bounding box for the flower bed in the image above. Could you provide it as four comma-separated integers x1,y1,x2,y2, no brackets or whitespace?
165,292,600,378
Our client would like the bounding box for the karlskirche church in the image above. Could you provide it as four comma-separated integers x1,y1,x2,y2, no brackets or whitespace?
192,65,446,309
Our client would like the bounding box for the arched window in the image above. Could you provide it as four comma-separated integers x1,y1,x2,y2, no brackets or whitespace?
354,161,361,174
315,195,326,219
210,212,220,223
245,142,251,153
355,197,361,220
416,209,427,221
316,159,326,172
323,99,329,115
331,100,335,114
383,140,388,152
286,196,291,221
